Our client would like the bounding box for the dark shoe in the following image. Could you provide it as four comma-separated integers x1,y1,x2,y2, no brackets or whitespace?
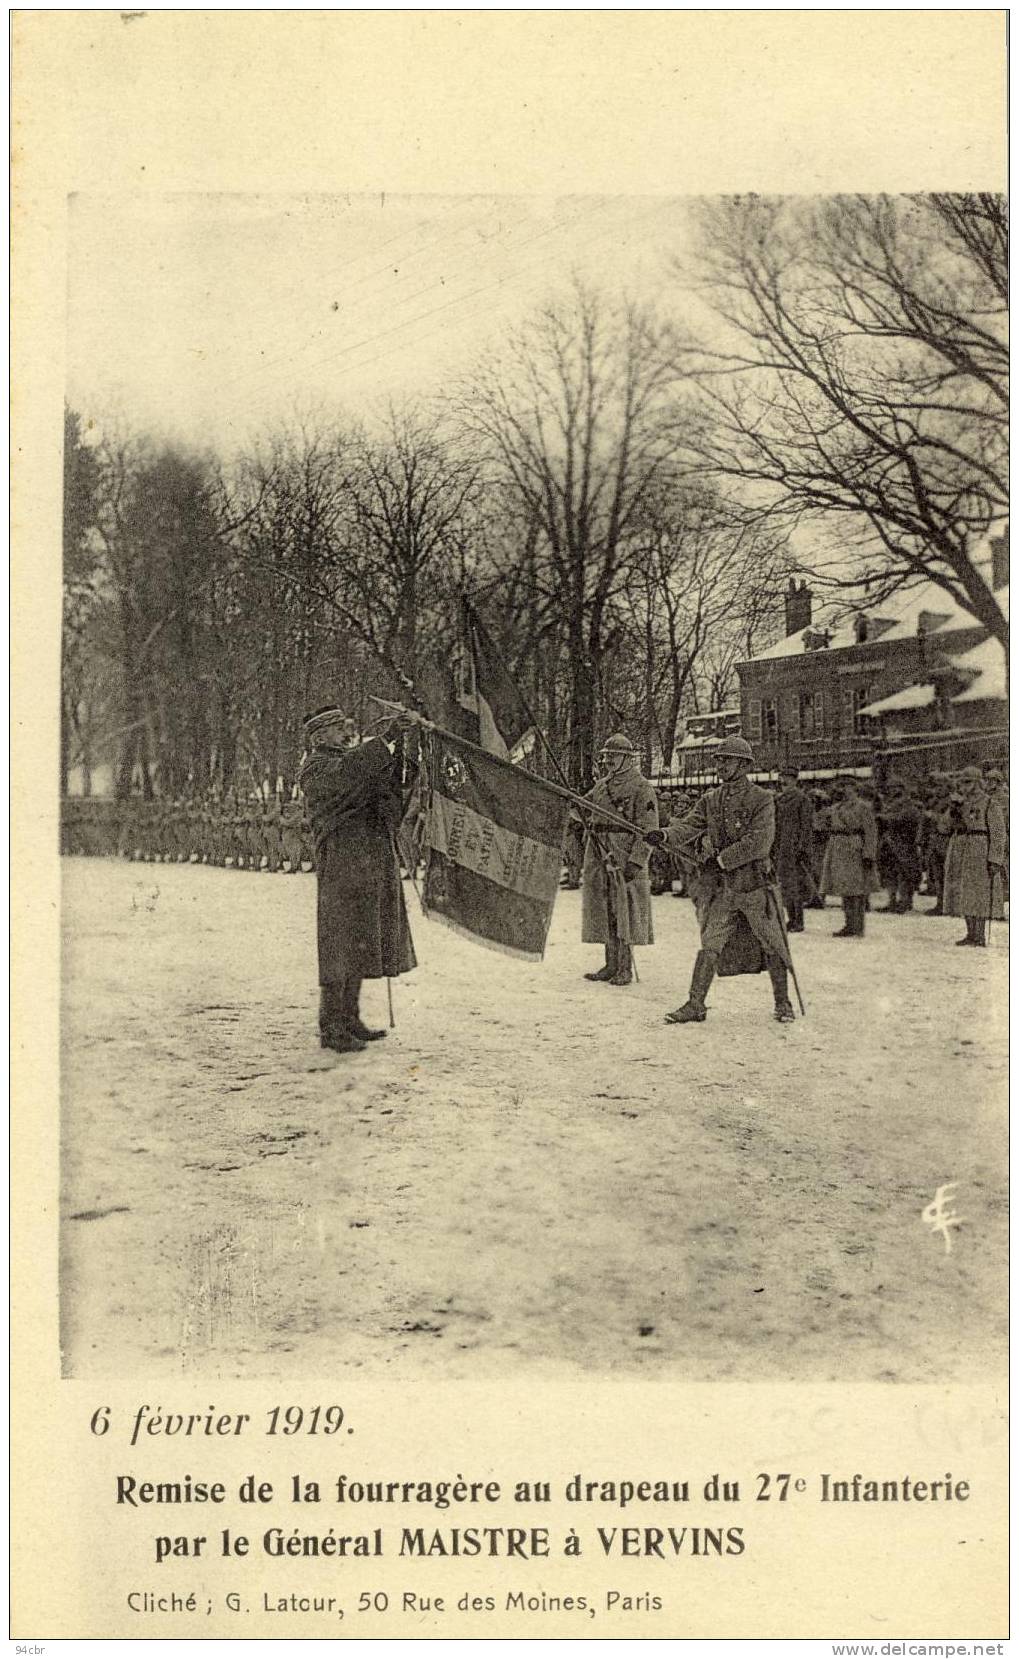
954,936,975,947
608,969,633,986
320,1029,366,1053
665,1002,706,1024
351,1020,387,1042
926,905,943,916
786,922,805,933
584,966,614,981
774,1001,795,1023
833,927,853,937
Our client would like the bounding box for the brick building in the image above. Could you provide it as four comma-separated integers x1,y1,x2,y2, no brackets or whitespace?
735,537,1008,778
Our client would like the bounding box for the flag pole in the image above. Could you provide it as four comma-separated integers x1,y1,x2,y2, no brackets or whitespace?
370,698,643,838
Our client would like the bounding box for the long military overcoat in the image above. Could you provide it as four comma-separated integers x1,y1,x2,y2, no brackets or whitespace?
666,778,790,970
300,737,416,984
580,764,658,945
942,791,1006,920
819,798,881,896
773,785,813,908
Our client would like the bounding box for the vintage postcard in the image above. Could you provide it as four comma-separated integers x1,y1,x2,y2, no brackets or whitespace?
11,10,1008,1645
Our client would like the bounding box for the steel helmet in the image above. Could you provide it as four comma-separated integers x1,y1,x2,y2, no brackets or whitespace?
713,735,756,764
600,732,635,754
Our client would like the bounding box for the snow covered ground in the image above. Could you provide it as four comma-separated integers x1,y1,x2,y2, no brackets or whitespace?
60,858,1007,1382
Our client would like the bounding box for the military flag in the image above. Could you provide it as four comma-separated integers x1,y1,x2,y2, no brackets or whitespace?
413,725,573,960
451,595,531,759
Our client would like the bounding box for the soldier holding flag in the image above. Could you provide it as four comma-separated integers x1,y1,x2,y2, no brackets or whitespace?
580,734,658,987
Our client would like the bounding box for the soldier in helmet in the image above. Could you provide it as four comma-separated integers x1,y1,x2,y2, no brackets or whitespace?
578,732,659,987
942,766,1006,946
819,775,880,936
646,735,795,1023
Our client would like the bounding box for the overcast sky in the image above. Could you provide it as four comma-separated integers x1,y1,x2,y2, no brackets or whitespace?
67,193,702,451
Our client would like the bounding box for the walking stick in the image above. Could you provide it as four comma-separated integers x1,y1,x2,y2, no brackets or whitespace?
767,884,807,1017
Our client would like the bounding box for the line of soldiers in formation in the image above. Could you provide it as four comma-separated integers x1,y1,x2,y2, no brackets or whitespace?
62,762,1010,917
60,794,316,871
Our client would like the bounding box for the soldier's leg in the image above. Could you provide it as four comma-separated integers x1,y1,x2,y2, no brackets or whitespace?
971,916,987,946
319,981,365,1053
344,976,386,1042
766,953,795,1022
610,939,633,987
585,938,616,981
664,948,717,1023
665,907,735,1023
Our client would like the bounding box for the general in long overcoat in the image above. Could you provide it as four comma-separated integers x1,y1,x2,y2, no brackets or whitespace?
943,782,1006,922
300,734,417,987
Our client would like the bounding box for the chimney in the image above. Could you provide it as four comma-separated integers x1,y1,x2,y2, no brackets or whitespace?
991,530,1009,592
854,614,868,644
784,578,813,636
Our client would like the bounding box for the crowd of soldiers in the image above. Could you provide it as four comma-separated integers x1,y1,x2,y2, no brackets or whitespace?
569,759,1009,934
62,762,1009,917
60,793,315,871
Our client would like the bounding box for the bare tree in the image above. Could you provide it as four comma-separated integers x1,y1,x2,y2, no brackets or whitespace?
614,485,790,770
682,193,1008,655
340,402,482,701
461,282,681,786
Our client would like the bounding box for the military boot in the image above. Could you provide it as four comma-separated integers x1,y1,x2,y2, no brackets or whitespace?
665,950,715,1024
585,942,616,982
768,956,795,1022
344,977,387,1041
319,985,366,1054
609,943,633,986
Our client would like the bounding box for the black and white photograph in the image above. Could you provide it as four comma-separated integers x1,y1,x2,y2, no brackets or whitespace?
59,187,1007,1383
12,9,1008,1643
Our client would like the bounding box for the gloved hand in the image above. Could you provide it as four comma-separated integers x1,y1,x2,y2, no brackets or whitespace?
644,829,667,847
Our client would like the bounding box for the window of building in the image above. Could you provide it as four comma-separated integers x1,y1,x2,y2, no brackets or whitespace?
798,689,824,737
849,685,873,735
761,697,778,739
747,699,762,740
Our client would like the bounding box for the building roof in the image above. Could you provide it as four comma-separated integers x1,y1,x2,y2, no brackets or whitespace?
859,683,937,717
950,636,1008,704
740,540,1008,667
